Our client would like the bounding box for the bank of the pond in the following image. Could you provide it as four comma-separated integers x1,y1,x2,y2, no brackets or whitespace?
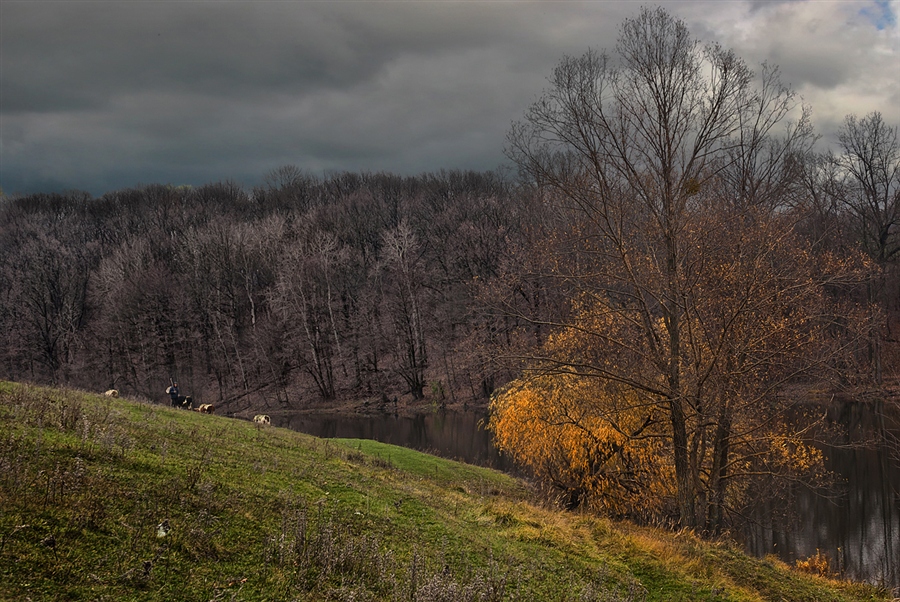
275,407,517,473
275,403,900,591
0,381,889,601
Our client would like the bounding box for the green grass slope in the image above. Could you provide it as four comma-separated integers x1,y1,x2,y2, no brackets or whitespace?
0,382,888,601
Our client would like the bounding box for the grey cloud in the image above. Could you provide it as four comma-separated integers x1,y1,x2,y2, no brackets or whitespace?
3,1,576,193
3,4,375,112
3,2,552,112
1,1,896,196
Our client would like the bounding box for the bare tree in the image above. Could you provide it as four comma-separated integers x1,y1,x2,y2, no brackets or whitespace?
177,217,276,400
829,112,900,385
257,165,319,214
90,237,186,397
381,220,429,399
835,112,900,265
271,225,354,401
501,6,870,530
717,64,816,211
10,233,91,383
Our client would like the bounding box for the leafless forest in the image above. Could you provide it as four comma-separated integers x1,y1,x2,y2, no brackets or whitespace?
0,112,897,421
0,170,538,411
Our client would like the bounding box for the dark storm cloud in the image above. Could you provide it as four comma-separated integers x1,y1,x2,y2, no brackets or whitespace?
2,1,578,194
1,1,896,196
3,4,410,112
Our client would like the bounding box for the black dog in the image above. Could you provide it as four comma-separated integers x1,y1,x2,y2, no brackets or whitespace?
171,395,192,409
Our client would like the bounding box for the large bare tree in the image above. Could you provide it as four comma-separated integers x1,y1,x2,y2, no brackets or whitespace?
499,7,871,531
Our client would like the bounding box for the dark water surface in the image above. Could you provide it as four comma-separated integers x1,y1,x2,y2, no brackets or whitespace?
277,408,899,589
743,442,899,588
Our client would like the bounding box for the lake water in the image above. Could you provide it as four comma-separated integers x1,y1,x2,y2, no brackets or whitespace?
743,441,899,588
277,407,899,590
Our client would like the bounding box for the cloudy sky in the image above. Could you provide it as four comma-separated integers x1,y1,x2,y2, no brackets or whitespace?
1,0,897,197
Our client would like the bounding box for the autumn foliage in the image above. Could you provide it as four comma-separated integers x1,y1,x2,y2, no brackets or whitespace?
492,6,881,533
490,374,674,519
489,206,866,528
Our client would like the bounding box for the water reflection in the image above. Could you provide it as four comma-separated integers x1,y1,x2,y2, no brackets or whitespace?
744,442,899,589
278,408,899,589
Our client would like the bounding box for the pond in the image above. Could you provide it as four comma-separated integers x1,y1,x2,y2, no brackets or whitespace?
743,441,899,588
276,406,899,589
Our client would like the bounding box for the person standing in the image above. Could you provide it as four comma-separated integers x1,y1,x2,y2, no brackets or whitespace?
167,382,180,407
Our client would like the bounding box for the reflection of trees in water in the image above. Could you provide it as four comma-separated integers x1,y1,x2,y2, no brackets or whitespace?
744,442,898,588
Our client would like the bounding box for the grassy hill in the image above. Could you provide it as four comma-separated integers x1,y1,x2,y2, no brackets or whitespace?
0,382,888,601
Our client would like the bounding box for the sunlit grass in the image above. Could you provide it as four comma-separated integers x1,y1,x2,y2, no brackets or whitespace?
0,381,889,601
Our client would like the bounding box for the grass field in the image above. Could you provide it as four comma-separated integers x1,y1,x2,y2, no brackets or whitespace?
0,382,889,601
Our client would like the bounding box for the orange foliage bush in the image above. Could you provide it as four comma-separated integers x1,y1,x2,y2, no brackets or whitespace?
795,549,832,577
490,374,675,518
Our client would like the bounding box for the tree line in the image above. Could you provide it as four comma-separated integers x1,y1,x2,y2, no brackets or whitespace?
0,170,536,411
0,6,897,534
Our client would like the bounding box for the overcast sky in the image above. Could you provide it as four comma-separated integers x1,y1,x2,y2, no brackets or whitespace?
1,1,898,197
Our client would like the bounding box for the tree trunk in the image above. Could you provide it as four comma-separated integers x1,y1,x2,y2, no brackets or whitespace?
669,397,695,528
707,408,731,535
